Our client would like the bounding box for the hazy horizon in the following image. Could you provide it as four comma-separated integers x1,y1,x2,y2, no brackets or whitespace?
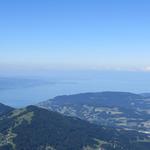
1,0,150,73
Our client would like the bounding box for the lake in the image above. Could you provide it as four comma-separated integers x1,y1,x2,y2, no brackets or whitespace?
0,71,150,107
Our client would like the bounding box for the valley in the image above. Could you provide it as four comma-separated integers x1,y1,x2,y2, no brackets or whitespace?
38,92,150,134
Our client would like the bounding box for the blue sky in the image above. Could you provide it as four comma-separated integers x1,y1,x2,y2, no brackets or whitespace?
0,0,150,73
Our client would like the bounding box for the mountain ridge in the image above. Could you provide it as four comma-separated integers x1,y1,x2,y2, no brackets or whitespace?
0,105,150,150
0,103,14,116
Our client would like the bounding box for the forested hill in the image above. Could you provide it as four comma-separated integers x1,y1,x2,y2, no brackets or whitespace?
0,105,150,150
38,91,150,132
0,103,14,116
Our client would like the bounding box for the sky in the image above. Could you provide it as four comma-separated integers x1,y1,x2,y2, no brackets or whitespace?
0,0,150,73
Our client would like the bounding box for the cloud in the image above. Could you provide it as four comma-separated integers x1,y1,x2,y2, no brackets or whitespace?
142,66,150,72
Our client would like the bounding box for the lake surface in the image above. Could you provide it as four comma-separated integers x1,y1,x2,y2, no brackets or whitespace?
0,71,150,107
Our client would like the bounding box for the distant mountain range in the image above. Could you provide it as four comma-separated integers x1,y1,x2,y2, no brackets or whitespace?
0,103,150,150
38,91,150,134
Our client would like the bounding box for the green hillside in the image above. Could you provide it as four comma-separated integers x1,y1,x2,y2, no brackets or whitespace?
0,105,150,150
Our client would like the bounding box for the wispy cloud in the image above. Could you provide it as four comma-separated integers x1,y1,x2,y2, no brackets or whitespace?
141,66,150,72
